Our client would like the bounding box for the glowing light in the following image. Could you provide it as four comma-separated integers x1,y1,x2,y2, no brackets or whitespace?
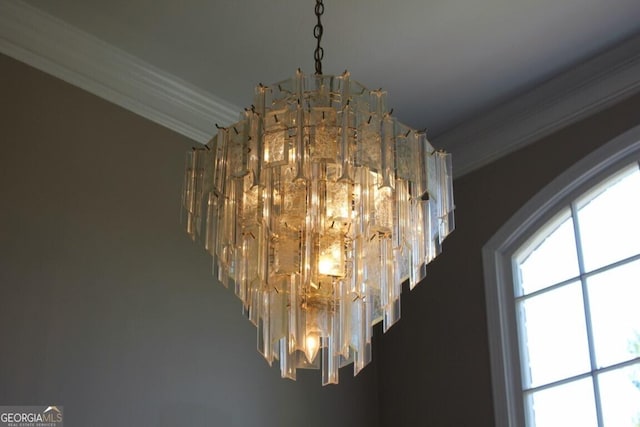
182,70,455,385
304,333,321,363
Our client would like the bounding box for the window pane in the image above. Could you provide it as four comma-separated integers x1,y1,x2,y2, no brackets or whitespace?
526,377,597,427
516,212,579,296
518,282,591,387
598,363,640,427
577,164,640,272
588,259,640,368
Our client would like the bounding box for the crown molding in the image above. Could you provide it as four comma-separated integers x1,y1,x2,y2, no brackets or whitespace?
433,33,640,178
0,0,240,143
2,2,640,169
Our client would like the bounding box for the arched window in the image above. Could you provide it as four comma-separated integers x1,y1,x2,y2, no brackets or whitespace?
484,125,640,426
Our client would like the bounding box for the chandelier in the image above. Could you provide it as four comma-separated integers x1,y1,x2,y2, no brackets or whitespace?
182,0,454,385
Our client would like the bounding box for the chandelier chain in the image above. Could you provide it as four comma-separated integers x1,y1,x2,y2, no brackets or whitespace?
314,0,324,74
181,1,455,385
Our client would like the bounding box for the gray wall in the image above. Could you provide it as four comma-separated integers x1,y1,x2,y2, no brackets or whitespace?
0,54,380,427
4,49,640,427
377,88,640,425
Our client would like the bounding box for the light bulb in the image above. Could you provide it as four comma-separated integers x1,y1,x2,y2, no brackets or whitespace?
304,333,320,363
318,256,334,276
318,232,344,277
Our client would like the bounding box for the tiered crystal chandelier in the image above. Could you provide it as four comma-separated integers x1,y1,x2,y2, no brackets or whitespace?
182,1,454,385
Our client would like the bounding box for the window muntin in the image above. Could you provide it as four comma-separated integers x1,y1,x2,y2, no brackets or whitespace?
525,377,598,427
512,163,640,426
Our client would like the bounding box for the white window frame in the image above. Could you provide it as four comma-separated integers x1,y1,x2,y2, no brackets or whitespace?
482,124,640,426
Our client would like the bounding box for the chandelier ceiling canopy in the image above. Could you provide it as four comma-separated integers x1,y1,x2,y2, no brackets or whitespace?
182,0,455,385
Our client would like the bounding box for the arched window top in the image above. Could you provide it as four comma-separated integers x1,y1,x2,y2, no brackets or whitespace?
514,163,640,297
483,125,640,426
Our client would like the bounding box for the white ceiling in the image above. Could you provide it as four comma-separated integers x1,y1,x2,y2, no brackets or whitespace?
21,0,640,137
